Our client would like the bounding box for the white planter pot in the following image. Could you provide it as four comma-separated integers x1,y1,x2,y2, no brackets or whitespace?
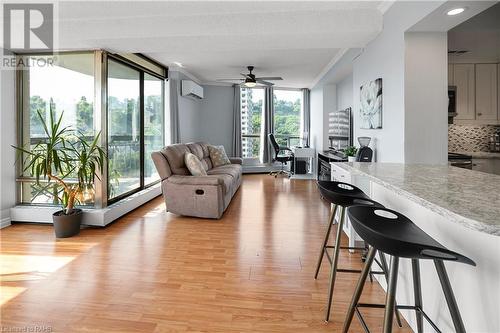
347,156,356,162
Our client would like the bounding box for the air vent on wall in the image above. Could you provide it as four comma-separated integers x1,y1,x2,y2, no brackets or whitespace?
448,50,469,55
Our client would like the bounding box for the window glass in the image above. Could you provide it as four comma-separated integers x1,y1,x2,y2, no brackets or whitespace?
107,59,141,199
240,87,264,158
20,53,95,205
144,73,164,185
273,90,302,147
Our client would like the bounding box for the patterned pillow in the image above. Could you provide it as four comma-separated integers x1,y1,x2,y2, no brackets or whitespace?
208,145,231,168
184,153,207,176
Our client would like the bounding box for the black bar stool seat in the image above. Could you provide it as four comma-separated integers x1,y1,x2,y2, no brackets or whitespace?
343,206,476,333
317,180,374,207
315,181,402,324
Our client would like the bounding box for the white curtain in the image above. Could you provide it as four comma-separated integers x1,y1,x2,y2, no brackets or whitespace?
231,85,242,157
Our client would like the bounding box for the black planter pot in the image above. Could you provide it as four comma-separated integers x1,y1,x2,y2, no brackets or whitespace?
52,208,82,238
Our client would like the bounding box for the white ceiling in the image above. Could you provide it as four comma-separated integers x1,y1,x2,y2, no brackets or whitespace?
448,2,500,63
55,1,388,88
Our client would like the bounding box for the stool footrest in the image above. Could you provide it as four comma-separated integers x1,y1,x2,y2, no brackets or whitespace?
355,303,442,333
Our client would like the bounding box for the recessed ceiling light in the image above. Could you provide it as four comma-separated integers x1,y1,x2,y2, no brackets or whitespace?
173,62,183,67
447,8,465,16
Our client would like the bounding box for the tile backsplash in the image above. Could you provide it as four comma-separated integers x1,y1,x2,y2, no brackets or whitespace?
448,124,500,152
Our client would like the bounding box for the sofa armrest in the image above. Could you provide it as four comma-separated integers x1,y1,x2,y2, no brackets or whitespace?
167,175,221,186
229,157,243,165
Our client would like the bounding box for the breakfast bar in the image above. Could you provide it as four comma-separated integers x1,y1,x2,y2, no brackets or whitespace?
331,162,500,333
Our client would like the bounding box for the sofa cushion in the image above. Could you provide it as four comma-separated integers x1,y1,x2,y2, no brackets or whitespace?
208,174,233,195
163,144,191,175
187,142,213,171
207,164,242,180
184,153,207,176
208,145,231,168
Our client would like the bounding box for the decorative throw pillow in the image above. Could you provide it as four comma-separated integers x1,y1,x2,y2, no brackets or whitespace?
184,153,207,176
208,145,231,168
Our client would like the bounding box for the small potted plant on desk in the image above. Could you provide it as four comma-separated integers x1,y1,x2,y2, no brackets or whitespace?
13,110,106,238
344,146,358,162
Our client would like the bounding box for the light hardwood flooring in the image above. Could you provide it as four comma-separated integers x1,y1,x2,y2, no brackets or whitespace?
0,175,412,333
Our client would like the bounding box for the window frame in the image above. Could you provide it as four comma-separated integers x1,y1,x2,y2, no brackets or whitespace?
240,86,265,161
272,87,303,148
15,50,167,209
106,54,166,205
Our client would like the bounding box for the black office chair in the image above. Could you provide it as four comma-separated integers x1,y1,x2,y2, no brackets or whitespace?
268,133,294,178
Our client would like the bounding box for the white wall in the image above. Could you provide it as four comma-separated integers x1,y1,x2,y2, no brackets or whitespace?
404,32,448,164
352,1,444,162
309,87,324,151
0,57,17,228
198,85,234,153
336,73,353,111
170,71,203,143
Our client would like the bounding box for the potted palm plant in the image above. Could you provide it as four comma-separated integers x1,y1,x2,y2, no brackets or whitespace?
13,110,106,238
344,146,358,162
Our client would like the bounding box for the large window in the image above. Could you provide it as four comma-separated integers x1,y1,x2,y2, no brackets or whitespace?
240,88,303,161
19,52,95,205
106,58,166,201
107,59,141,199
17,51,166,208
240,87,264,159
273,89,302,147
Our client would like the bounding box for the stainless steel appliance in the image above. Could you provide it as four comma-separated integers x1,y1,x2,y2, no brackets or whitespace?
328,107,352,151
448,152,473,169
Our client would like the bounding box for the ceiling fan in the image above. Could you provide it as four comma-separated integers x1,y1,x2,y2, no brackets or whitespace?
216,66,283,87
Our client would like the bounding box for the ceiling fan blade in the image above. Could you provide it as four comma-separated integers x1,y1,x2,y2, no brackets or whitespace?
256,79,274,86
240,73,250,78
255,77,283,80
216,78,243,81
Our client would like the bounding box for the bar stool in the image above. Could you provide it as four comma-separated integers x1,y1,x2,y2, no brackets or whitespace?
315,181,402,324
343,205,476,333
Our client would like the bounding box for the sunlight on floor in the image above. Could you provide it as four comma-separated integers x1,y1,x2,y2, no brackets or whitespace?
0,286,27,305
0,254,75,305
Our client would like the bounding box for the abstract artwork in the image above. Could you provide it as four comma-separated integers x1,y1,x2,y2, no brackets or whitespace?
360,78,382,129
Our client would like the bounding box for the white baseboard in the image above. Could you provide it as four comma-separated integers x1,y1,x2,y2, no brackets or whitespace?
10,183,162,227
0,217,11,229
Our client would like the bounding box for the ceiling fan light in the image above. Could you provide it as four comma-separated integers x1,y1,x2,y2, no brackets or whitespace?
244,81,257,88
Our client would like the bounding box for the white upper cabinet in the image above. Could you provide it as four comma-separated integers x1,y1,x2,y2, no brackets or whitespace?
453,64,476,120
475,64,498,121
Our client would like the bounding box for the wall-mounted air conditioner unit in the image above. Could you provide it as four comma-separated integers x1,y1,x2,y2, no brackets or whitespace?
181,80,204,99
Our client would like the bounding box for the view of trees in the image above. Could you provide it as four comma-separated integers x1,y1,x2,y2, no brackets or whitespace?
242,88,301,157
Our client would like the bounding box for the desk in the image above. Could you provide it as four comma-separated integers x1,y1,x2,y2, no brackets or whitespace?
291,147,315,179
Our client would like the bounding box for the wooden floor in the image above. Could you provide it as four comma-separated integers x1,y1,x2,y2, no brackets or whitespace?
0,175,412,333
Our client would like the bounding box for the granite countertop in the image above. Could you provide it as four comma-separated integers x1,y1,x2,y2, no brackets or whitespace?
451,151,500,159
335,163,500,236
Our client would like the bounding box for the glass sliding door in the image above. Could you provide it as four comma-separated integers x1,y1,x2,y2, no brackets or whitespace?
107,59,141,200
144,73,164,186
273,89,302,147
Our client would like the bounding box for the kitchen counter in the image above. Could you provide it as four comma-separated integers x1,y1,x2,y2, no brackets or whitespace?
335,162,500,235
331,162,500,333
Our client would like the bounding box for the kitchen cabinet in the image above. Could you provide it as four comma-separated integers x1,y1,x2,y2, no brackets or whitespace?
475,64,498,121
453,64,476,120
